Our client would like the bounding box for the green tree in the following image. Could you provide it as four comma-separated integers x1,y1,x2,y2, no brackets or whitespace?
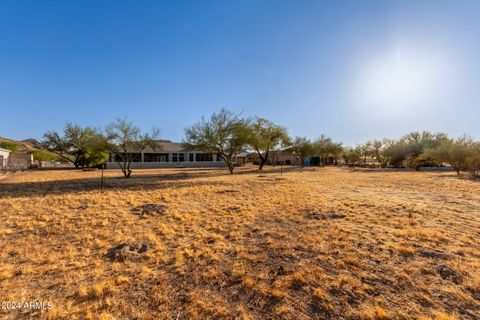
289,137,314,168
0,141,19,153
342,147,362,166
358,144,373,165
31,150,61,162
400,131,449,170
247,118,290,170
42,123,106,168
368,139,396,168
184,109,249,174
466,152,480,177
313,135,343,165
105,119,159,178
423,137,475,174
401,131,449,155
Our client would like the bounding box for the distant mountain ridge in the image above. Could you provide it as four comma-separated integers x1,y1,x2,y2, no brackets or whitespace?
0,137,42,153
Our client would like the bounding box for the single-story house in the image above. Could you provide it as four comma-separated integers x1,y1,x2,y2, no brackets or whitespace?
250,150,300,166
104,140,232,169
234,152,250,166
0,147,11,168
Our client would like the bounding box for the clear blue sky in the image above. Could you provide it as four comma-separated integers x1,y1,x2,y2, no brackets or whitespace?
1,1,479,145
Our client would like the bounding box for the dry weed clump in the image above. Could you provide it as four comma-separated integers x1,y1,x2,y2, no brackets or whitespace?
0,166,479,319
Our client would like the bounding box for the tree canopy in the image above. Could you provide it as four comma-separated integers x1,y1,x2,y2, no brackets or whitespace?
42,123,107,168
289,137,314,168
313,135,343,165
246,117,290,170
104,119,159,178
184,109,249,174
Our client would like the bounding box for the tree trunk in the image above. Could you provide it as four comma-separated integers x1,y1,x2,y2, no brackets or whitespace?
124,160,133,178
257,150,269,170
259,158,266,170
227,162,234,174
117,158,133,178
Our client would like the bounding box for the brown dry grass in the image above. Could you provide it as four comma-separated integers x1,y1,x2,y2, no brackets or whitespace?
0,166,479,319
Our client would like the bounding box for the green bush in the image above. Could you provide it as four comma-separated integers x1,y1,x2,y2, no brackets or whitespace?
466,154,480,177
0,141,19,153
31,150,61,161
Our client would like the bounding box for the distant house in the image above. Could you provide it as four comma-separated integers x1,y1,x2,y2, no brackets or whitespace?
250,149,300,166
104,140,229,169
234,152,250,166
0,147,11,168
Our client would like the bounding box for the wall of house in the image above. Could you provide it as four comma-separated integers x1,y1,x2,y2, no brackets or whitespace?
105,151,228,169
10,153,34,161
0,149,10,167
104,161,227,169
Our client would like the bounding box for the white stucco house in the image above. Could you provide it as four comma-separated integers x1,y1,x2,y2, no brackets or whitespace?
104,140,229,169
0,147,11,168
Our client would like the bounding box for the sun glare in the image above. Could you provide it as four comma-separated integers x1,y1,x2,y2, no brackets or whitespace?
357,48,445,116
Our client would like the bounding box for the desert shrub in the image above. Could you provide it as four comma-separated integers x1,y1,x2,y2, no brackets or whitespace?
405,154,428,171
31,150,61,161
0,141,19,153
423,138,475,174
466,154,480,177
342,147,361,165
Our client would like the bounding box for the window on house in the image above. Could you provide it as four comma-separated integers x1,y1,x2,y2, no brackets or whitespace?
195,153,213,162
144,153,169,162
172,153,185,162
189,153,194,161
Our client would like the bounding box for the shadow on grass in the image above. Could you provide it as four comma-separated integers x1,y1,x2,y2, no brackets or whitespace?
0,165,304,198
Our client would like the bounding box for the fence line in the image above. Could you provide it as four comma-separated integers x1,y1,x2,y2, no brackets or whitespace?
0,158,34,173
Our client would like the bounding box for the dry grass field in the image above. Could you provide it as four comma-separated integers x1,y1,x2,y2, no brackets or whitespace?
0,166,479,320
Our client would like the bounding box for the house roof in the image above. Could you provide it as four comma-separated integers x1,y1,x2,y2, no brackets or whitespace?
142,140,188,153
0,147,11,153
236,152,250,157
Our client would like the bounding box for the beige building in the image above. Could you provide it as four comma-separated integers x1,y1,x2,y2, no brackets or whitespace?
0,147,11,168
105,140,229,169
250,150,300,166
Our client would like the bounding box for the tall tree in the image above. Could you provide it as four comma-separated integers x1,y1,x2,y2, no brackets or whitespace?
342,147,362,166
313,135,343,166
423,137,475,174
398,131,450,170
466,147,480,177
247,118,290,170
183,109,249,174
358,144,373,165
401,131,449,156
105,119,159,178
42,123,106,168
368,139,396,168
289,137,314,168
